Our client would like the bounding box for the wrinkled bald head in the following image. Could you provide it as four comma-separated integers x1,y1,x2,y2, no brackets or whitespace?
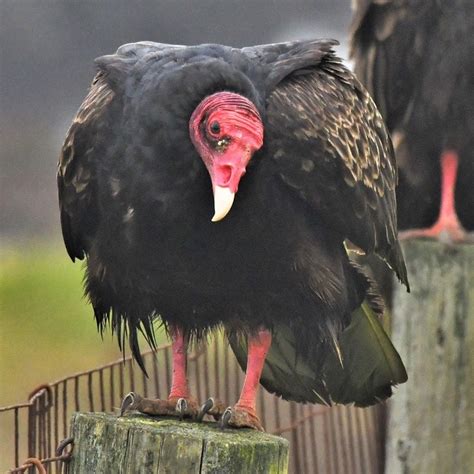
189,92,264,221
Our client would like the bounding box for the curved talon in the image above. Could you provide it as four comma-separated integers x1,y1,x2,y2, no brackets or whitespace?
176,398,188,420
120,392,141,416
197,397,215,422
219,407,233,429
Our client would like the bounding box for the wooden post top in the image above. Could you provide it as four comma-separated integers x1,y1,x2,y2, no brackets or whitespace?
69,412,289,473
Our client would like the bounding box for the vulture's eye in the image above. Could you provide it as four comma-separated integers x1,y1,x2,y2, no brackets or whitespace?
209,121,221,136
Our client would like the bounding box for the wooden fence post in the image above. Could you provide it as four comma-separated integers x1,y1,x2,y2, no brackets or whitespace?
385,241,474,474
68,412,289,473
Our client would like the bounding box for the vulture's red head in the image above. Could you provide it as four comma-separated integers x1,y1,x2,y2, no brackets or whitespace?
189,92,264,221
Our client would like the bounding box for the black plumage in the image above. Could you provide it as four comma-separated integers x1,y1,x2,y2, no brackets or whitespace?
58,39,408,410
350,0,474,231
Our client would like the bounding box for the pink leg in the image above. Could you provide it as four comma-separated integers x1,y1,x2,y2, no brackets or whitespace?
120,326,198,418
399,151,470,243
221,328,272,431
168,327,190,399
236,329,272,412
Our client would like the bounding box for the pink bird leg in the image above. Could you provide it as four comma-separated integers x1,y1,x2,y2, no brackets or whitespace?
399,151,472,243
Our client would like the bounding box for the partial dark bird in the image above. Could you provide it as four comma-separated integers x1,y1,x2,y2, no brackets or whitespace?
58,39,408,431
350,0,474,242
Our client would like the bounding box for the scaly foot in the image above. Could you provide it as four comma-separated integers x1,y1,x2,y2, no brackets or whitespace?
120,392,199,420
399,220,474,244
219,405,264,431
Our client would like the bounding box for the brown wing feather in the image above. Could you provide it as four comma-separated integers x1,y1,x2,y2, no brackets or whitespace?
57,73,114,261
267,55,409,288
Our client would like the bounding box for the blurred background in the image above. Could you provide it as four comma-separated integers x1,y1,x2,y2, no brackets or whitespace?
0,0,352,416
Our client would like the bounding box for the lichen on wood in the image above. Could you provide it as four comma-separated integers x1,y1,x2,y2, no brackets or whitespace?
68,412,289,473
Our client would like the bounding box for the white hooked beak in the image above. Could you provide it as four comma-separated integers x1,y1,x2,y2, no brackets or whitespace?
211,186,236,222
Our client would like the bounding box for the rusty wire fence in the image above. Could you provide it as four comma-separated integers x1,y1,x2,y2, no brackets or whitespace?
1,333,386,473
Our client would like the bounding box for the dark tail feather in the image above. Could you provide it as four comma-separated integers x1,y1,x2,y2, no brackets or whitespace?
228,301,407,407
128,315,158,376
323,301,407,406
129,327,147,375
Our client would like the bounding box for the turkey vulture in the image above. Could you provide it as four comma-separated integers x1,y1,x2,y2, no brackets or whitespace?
350,0,474,242
58,39,409,431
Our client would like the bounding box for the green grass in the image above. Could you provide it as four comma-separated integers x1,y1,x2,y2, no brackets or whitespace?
0,243,165,407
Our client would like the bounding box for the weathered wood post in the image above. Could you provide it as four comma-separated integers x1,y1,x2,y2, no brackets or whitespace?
68,412,289,473
385,241,474,474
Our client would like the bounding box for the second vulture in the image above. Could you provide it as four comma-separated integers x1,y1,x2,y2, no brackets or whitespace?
58,39,409,431
351,0,474,242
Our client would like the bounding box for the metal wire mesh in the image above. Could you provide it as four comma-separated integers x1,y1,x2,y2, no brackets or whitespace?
1,333,385,473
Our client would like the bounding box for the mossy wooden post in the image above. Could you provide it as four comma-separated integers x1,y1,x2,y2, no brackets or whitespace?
386,241,474,474
68,413,289,473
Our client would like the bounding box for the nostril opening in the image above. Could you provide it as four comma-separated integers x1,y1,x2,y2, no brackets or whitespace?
218,165,233,186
